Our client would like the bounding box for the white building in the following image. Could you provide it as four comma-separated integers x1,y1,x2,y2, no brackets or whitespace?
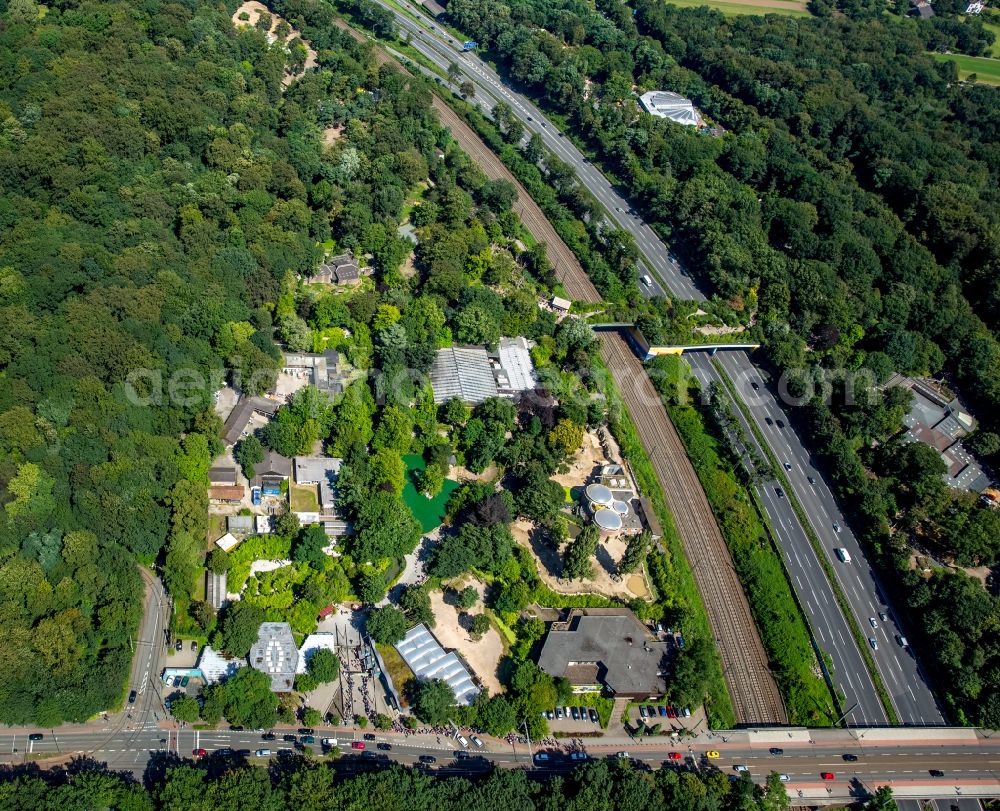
638,91,701,127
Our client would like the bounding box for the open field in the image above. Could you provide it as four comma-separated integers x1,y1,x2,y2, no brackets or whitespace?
930,51,1000,85
986,22,1000,57
666,0,811,16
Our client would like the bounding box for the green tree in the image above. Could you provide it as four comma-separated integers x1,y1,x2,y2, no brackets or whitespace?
208,548,231,575
562,524,599,580
293,524,329,570
216,601,265,658
308,648,341,683
351,491,421,562
235,435,265,480
456,585,478,610
366,605,409,644
416,462,445,497
400,585,435,627
216,667,279,730
412,678,456,724
618,530,651,575
303,707,323,727
469,613,490,639
171,696,200,724
372,405,413,454
163,531,202,600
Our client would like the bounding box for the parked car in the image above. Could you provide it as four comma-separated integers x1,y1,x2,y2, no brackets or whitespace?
175,640,183,651
657,705,667,717
545,710,553,720
570,751,588,761
588,708,598,723
639,706,648,719
682,708,691,718
570,706,580,721
350,741,365,750
456,735,469,748
616,752,631,759
298,728,315,735
821,772,835,780
255,748,272,757
190,641,197,651
471,736,483,748
128,690,137,704
555,706,564,719
534,752,550,762
28,733,43,741
419,755,437,764
180,676,189,687
237,749,251,757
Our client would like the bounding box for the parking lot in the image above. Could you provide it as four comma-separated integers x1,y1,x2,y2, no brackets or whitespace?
544,704,603,734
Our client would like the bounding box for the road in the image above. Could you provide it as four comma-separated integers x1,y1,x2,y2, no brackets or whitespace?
713,351,944,725
367,5,947,727
685,353,887,727
4,723,998,804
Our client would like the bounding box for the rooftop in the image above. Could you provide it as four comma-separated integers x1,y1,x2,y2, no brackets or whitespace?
394,623,479,705
496,337,537,393
638,91,701,127
294,455,344,511
430,346,498,404
222,396,280,446
249,622,299,692
537,609,669,698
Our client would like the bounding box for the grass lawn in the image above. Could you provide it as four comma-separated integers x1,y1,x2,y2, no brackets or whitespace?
376,643,414,705
401,454,460,533
983,22,1000,58
665,0,811,16
930,51,1000,85
289,483,320,512
206,513,226,552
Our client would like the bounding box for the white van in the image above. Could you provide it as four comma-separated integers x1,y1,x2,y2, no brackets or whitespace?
835,548,851,563
255,748,272,757
641,274,653,286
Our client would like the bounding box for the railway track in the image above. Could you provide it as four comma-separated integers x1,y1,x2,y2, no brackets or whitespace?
333,20,781,723
600,334,785,725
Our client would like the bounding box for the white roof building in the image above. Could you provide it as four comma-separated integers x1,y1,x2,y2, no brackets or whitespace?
295,632,339,674
496,337,537,393
197,646,244,684
394,624,479,705
638,91,701,127
215,532,240,553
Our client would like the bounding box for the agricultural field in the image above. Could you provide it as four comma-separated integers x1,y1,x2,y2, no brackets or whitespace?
665,0,811,17
931,51,1000,85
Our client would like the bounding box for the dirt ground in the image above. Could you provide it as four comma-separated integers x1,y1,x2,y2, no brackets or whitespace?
551,429,610,491
232,1,318,85
511,519,650,600
429,583,503,694
323,124,345,146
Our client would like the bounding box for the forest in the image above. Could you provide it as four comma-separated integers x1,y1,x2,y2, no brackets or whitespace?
438,0,1000,726
0,756,907,811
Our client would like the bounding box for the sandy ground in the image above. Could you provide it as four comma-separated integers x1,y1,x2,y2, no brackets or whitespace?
450,462,497,483
323,124,345,146
512,519,650,600
399,250,417,280
232,0,318,86
275,368,312,399
429,584,503,694
551,429,609,491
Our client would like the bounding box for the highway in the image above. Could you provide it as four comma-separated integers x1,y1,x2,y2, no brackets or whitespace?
3,722,998,804
685,352,887,727
363,4,948,727
714,351,944,725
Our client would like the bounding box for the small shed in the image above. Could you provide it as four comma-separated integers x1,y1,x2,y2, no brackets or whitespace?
551,296,572,312
215,532,241,553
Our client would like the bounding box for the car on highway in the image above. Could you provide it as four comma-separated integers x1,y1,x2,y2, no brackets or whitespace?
769,747,784,755
419,755,437,764
842,753,858,762
896,634,909,647
869,617,878,628
261,733,276,740
929,769,944,777
751,381,759,390
192,748,207,758
377,742,391,751
237,749,251,757
616,752,631,759
28,733,43,741
455,750,470,759
351,741,365,750
667,752,682,761
128,690,137,704
820,772,835,780
298,728,315,735
833,522,841,533
733,764,748,773
879,612,889,621
775,487,784,498
775,419,785,428
765,417,773,425
705,751,720,759
783,462,792,471
869,637,878,650
363,733,376,741
616,207,623,213
778,774,789,782
836,547,852,563
255,748,272,757
283,735,297,743
321,738,337,747
808,476,815,484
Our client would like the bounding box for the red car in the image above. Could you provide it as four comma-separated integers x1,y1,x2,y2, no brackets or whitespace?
192,748,207,758
351,741,365,750
667,752,682,761
820,772,835,781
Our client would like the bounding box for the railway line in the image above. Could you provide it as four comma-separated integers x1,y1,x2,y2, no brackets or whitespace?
600,334,785,725
335,17,782,724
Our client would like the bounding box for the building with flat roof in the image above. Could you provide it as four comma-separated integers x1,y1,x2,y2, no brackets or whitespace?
431,338,538,404
249,622,298,692
638,91,701,127
283,350,343,395
536,608,669,698
208,466,239,486
394,624,479,705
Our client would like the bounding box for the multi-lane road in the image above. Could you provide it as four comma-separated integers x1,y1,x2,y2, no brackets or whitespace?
369,2,947,727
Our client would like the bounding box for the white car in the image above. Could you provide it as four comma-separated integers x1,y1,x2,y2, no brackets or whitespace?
778,774,789,782
869,637,878,651
321,738,337,747
869,617,878,629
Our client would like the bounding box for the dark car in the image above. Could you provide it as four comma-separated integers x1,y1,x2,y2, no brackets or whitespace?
588,708,598,723
283,734,297,743
190,641,198,651
751,381,759,390
842,753,858,762
298,728,315,736
775,419,785,428
808,476,816,484
420,755,437,764
28,733,43,741
775,487,784,498
377,742,391,751
301,736,315,744
765,417,773,425
929,769,944,777
262,733,276,741
363,733,376,741
769,747,784,755
128,690,137,704
175,640,183,651
192,748,207,758
180,676,189,687
237,749,252,757
456,750,470,759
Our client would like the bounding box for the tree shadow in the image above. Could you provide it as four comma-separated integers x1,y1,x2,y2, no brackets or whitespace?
143,750,185,789
595,544,619,578
527,523,564,578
